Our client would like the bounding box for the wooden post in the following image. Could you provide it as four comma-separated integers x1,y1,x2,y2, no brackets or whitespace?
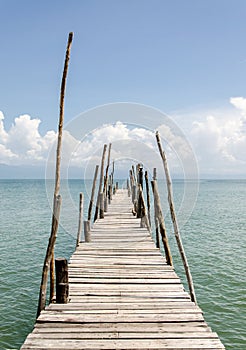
138,185,150,232
37,32,73,317
132,185,136,204
37,195,62,317
88,165,99,221
151,180,172,266
138,166,143,188
152,166,159,247
76,193,83,247
103,143,112,211
55,258,69,303
144,171,151,227
127,179,131,197
112,161,115,185
108,174,112,204
84,220,91,242
99,192,104,219
137,183,142,218
129,170,134,189
131,165,137,185
153,167,157,180
116,182,119,190
156,131,196,303
94,145,107,222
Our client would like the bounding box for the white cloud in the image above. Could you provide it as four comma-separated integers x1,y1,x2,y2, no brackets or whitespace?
2,98,246,179
0,112,57,165
230,97,246,116
188,98,246,175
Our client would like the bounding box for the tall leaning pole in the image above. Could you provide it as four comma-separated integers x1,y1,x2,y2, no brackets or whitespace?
37,32,73,318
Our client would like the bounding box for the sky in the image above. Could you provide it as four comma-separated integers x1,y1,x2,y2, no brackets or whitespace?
1,0,246,178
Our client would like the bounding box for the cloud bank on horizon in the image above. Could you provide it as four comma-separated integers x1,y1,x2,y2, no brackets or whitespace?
1,97,246,178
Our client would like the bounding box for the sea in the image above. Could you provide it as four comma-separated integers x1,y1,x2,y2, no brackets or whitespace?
0,179,245,349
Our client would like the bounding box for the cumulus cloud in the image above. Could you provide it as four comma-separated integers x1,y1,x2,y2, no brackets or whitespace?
61,122,158,177
0,112,57,165
189,97,246,175
230,97,246,116
2,97,246,179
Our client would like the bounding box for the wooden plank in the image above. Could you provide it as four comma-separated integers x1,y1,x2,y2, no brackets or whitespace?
29,331,221,340
37,312,205,323
34,322,212,332
22,338,225,349
47,302,199,310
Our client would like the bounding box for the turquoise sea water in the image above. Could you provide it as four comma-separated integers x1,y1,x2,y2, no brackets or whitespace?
0,179,245,349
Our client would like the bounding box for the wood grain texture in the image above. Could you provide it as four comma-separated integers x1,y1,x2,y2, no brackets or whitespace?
21,189,224,349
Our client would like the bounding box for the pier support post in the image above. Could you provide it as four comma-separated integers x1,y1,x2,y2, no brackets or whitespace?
55,258,69,304
104,195,108,212
84,220,91,242
99,192,104,218
76,193,83,247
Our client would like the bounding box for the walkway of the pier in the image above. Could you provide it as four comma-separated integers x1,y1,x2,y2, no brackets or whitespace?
21,189,225,349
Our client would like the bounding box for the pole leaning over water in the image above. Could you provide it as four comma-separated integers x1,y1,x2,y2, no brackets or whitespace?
37,32,73,317
156,130,196,303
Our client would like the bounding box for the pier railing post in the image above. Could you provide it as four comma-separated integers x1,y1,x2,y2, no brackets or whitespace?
138,185,151,232
94,145,107,222
55,258,69,304
99,192,104,219
144,170,151,227
151,180,172,265
156,131,196,302
76,193,83,247
88,165,99,222
84,220,91,242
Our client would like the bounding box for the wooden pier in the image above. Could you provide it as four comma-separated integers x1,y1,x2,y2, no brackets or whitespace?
21,189,225,349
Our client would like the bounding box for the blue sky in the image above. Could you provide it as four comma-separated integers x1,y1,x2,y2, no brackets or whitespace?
1,0,246,178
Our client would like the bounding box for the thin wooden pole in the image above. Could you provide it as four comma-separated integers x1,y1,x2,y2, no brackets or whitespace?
131,165,137,185
37,32,73,316
88,165,99,221
138,184,151,232
156,131,196,303
76,193,83,247
94,145,107,222
103,143,112,212
50,32,73,302
153,167,157,180
111,161,115,185
99,192,104,219
84,220,91,242
103,143,112,194
144,170,151,227
127,179,131,197
37,195,62,317
151,168,160,248
108,174,112,203
151,180,172,266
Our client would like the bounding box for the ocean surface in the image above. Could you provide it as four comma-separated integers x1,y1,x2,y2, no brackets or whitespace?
0,179,245,349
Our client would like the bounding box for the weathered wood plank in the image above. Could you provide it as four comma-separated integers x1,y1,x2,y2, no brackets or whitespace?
37,312,205,323
28,331,221,339
22,337,225,349
34,321,212,332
